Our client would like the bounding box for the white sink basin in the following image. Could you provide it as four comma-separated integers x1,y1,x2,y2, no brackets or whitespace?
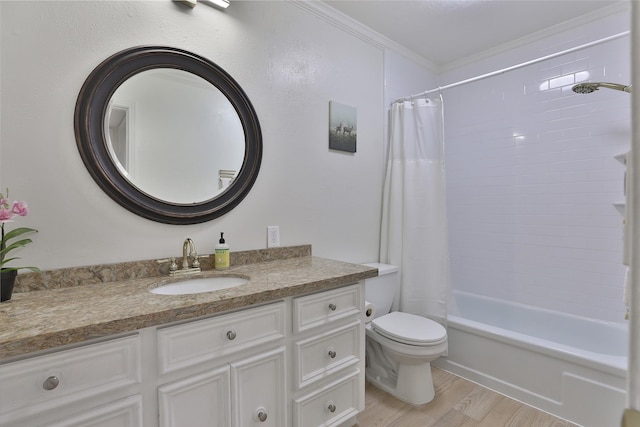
150,276,249,295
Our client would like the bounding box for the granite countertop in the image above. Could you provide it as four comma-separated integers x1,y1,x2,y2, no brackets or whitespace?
0,256,378,360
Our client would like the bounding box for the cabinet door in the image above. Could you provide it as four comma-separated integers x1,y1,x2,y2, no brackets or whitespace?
47,395,143,427
231,346,286,427
158,365,231,427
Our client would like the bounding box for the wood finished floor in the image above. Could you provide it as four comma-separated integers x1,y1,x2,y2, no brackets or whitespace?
355,367,580,427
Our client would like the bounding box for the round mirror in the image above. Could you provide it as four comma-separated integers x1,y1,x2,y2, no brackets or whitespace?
106,68,246,204
75,46,262,224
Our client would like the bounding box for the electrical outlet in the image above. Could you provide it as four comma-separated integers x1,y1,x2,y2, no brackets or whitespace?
267,226,280,248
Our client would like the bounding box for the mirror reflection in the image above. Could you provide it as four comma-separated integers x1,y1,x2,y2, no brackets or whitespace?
106,69,245,204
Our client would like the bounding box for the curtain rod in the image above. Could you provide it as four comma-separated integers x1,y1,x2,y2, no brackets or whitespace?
394,31,630,104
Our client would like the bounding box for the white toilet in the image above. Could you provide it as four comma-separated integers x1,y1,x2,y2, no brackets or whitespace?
363,263,447,405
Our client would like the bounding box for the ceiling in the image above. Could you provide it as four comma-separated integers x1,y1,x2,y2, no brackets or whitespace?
323,0,624,70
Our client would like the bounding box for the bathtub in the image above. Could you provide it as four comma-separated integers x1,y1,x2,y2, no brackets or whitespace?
433,291,628,427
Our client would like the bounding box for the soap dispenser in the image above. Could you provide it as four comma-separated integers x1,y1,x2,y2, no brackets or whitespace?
214,232,230,270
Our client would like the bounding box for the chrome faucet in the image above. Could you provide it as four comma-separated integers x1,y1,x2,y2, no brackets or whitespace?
182,238,200,270
157,238,202,277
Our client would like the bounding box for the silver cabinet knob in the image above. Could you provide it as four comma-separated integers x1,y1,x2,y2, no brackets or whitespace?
328,303,337,311
226,330,237,340
328,349,337,359
327,401,337,413
43,376,59,391
255,407,268,422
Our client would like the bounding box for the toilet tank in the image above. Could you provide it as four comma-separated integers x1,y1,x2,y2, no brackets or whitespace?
362,263,399,319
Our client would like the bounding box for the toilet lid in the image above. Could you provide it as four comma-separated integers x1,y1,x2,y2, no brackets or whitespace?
372,312,447,345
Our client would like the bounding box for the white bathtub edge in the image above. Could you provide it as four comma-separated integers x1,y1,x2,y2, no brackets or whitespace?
438,309,627,427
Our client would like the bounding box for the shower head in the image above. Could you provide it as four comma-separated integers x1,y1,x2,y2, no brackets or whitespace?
572,82,632,94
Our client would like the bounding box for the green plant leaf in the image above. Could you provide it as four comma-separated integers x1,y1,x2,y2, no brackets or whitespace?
3,227,37,242
0,225,39,272
0,238,33,258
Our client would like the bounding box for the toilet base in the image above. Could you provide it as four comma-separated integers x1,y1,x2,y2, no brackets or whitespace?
365,361,435,406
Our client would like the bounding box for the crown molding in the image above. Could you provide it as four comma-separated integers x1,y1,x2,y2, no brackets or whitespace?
286,1,629,76
287,0,438,72
440,1,631,73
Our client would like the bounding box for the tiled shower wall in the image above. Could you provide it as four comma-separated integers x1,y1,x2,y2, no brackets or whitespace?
443,27,630,322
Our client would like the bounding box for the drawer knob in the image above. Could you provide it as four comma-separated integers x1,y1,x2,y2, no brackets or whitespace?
328,349,337,359
255,407,268,422
43,376,59,391
328,303,337,311
226,330,237,340
327,401,337,413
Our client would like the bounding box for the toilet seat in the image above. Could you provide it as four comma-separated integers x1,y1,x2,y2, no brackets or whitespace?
371,312,447,346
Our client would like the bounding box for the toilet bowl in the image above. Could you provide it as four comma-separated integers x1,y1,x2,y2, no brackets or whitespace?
363,263,448,405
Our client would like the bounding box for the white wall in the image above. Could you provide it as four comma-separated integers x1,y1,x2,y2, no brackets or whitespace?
6,0,624,323
0,1,386,269
441,8,631,322
384,49,437,108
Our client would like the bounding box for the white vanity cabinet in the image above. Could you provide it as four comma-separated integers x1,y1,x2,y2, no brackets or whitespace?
155,285,365,427
291,284,365,427
156,301,287,427
0,335,142,427
0,282,367,427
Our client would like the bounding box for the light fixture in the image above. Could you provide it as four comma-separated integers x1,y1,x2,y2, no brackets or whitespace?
173,0,229,10
175,0,197,8
199,0,230,9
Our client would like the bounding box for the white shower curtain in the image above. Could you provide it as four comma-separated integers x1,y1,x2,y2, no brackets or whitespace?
380,98,450,325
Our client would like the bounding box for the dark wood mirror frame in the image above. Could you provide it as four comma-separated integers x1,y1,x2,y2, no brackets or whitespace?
74,46,262,224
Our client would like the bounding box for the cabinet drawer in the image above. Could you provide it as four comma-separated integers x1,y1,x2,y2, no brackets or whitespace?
293,370,361,427
293,284,361,334
0,335,141,421
157,301,285,375
294,320,361,389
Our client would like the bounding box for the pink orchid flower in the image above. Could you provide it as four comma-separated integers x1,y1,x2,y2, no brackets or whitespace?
0,207,14,223
11,201,29,217
0,189,38,275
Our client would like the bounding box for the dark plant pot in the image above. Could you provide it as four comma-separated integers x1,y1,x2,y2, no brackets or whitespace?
1,269,18,302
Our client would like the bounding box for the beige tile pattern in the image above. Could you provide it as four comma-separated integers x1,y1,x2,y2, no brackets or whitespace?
356,368,581,427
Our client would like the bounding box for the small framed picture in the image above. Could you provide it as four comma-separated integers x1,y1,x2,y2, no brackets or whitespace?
329,101,357,153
